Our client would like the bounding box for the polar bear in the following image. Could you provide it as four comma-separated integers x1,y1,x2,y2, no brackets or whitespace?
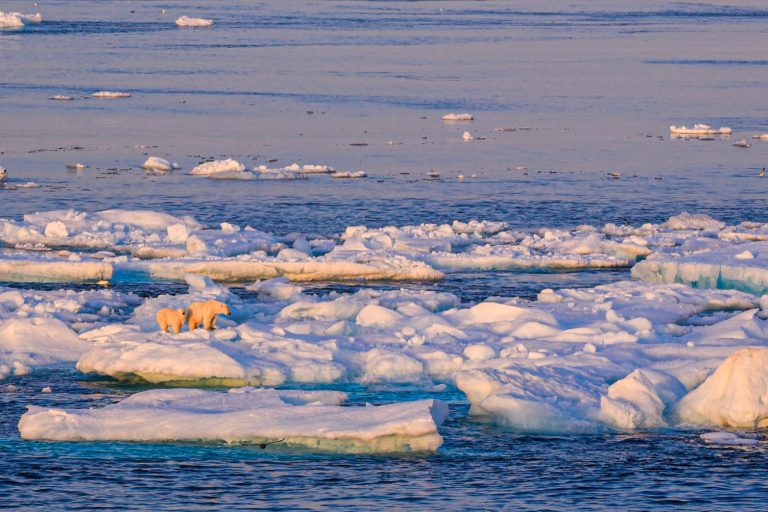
187,300,231,331
156,307,188,334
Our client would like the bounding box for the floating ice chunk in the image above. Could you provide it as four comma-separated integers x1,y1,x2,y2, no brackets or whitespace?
0,11,24,28
246,277,304,301
670,124,732,135
332,171,367,179
675,348,768,428
91,91,131,99
19,387,448,453
752,134,768,141
66,162,85,170
166,223,190,244
51,95,74,101
254,166,301,180
735,250,755,260
442,113,473,121
462,131,474,141
184,273,228,296
175,16,214,27
700,432,759,446
18,12,41,23
189,159,245,176
141,157,174,172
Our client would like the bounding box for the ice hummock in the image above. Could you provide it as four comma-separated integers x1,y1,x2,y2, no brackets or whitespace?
674,348,768,428
19,387,449,453
175,16,214,27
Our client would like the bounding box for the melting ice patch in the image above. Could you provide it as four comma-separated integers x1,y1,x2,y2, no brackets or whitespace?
19,387,449,453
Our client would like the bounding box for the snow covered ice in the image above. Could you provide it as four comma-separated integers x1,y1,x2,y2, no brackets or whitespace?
19,387,448,453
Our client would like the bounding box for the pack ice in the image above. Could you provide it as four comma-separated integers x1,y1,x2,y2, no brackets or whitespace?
19,387,449,453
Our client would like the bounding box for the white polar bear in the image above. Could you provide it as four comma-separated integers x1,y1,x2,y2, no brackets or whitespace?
188,300,231,331
156,308,188,334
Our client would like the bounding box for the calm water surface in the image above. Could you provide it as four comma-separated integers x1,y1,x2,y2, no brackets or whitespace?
2,1,768,510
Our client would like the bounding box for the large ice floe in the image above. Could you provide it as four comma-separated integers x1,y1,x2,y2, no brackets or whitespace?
19,387,449,453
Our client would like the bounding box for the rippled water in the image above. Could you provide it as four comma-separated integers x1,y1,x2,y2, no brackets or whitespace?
3,0,768,510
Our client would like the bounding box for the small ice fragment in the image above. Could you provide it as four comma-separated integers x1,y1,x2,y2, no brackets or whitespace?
50,95,74,101
462,131,474,141
141,157,173,172
732,139,751,148
41,387,52,393
66,162,85,170
752,134,768,140
670,124,732,135
16,182,40,189
92,91,131,99
583,343,597,353
686,341,695,348
426,171,440,178
442,113,473,121
331,171,367,178
175,16,214,27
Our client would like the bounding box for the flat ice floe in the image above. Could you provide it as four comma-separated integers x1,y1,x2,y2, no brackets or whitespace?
669,124,732,135
442,113,474,121
91,91,131,99
19,387,449,453
175,16,214,27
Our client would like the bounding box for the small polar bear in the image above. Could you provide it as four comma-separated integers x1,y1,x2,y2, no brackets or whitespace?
156,307,189,334
188,300,231,331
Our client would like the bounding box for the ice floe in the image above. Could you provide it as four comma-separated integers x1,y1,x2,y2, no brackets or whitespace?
189,159,246,176
0,11,39,28
175,16,214,27
141,157,178,172
19,387,448,453
442,113,473,121
669,124,732,135
91,91,131,99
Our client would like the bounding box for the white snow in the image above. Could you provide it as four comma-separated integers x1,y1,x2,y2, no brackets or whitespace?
19,387,448,453
175,16,214,27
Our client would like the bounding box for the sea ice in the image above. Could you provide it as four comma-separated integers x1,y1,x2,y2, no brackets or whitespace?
141,157,177,172
91,91,131,99
189,159,246,176
442,113,474,121
175,16,214,27
19,387,448,453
